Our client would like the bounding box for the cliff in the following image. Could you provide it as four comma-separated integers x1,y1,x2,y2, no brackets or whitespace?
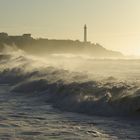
0,33,123,57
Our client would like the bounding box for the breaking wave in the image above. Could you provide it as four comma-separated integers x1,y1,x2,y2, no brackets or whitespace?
0,47,140,117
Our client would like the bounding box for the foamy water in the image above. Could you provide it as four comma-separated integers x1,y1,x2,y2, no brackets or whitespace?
0,48,140,139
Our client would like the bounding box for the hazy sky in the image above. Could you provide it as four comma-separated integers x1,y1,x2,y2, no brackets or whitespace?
0,0,140,55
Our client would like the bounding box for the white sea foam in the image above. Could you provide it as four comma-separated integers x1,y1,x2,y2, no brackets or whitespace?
0,47,140,116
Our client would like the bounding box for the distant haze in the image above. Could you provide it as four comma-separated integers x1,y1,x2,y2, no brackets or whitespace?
0,0,140,55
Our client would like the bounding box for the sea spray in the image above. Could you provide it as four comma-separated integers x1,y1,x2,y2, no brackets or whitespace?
0,48,140,116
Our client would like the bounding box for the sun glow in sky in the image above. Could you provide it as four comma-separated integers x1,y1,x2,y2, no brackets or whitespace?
0,0,140,55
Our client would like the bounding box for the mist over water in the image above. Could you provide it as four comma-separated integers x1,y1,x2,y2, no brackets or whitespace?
0,46,140,139
0,46,140,116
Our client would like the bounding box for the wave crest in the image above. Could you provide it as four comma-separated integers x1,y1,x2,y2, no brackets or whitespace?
0,51,140,116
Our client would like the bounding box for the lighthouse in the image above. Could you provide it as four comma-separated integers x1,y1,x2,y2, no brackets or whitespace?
84,24,87,43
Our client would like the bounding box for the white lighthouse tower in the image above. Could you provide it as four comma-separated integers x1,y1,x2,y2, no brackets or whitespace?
84,24,87,43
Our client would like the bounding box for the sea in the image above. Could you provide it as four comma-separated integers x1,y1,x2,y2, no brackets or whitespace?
0,47,140,140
